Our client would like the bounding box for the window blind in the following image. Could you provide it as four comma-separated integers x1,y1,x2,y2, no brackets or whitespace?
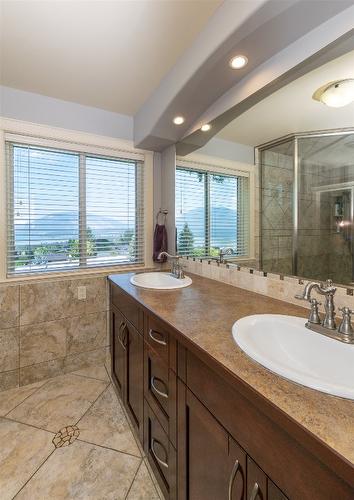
176,166,249,258
6,141,144,276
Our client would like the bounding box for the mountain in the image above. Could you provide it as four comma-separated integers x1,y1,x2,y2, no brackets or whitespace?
176,206,237,245
15,211,132,243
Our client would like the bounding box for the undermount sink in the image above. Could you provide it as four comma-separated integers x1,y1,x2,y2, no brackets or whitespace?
232,314,354,400
130,272,192,290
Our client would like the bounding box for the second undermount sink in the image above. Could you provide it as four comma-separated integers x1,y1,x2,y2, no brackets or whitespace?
130,272,192,290
232,314,354,400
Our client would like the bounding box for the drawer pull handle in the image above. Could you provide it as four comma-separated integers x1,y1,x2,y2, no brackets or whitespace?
148,329,167,346
151,438,169,469
228,459,240,500
249,482,259,500
151,376,169,399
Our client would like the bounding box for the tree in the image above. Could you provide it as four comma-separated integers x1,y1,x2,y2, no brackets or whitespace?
116,229,134,249
128,233,136,260
68,227,96,259
178,223,194,255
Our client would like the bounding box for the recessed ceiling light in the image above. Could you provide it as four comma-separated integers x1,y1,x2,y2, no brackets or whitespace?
173,116,185,125
229,55,248,69
313,79,354,108
201,124,211,132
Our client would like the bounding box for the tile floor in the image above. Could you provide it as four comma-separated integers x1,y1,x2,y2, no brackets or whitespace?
0,364,162,499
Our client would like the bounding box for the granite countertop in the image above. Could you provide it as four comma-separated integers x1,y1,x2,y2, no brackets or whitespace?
108,272,354,466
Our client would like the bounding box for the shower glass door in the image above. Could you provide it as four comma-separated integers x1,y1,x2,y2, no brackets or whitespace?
297,133,354,284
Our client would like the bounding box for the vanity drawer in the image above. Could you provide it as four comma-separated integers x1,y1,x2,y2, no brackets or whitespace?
144,344,177,447
144,400,177,499
110,283,143,333
145,314,177,371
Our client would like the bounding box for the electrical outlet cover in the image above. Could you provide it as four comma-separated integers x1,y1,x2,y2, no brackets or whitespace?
77,286,87,300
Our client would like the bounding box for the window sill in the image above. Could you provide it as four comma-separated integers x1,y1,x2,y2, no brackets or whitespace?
1,263,157,285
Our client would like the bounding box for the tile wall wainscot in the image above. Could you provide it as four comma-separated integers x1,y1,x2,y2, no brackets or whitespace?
0,275,110,392
181,257,354,315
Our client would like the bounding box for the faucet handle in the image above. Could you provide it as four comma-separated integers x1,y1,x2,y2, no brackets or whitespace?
339,306,354,315
308,298,321,325
338,307,354,337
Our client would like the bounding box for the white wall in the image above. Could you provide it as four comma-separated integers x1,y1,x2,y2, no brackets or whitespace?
0,86,133,140
197,137,254,165
161,145,177,254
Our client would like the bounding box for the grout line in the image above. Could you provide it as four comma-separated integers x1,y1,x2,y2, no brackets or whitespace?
76,438,142,460
12,448,56,499
71,372,109,383
19,308,107,329
74,382,110,428
1,415,56,435
115,390,145,458
103,361,112,382
124,458,143,500
17,345,107,372
3,379,52,418
142,457,164,499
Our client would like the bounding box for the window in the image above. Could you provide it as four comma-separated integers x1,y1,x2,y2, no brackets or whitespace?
6,140,144,275
176,166,249,258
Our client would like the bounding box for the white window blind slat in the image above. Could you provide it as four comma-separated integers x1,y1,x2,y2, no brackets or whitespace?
6,141,145,276
176,166,249,258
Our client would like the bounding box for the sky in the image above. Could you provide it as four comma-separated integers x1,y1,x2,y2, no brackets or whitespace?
13,144,138,246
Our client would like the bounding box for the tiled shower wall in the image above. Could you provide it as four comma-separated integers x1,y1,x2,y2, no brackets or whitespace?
0,275,109,392
298,158,354,284
260,143,294,276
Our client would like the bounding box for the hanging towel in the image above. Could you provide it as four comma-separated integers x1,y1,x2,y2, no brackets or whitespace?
153,224,168,262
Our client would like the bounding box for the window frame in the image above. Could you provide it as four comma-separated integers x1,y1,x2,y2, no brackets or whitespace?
0,120,154,282
176,154,255,260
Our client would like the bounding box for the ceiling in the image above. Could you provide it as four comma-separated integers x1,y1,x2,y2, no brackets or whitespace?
217,49,354,147
0,0,221,115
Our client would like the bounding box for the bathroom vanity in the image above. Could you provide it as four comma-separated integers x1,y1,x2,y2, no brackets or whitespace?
108,273,354,500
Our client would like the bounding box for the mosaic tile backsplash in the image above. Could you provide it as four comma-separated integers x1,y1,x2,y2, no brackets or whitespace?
181,257,354,318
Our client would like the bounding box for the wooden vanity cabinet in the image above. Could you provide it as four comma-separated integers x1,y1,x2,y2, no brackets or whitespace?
177,381,247,500
144,400,177,499
177,381,287,500
109,280,354,500
110,287,144,443
111,305,125,400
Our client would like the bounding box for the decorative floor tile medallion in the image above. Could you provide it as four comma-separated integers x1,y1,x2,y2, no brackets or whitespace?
52,425,80,448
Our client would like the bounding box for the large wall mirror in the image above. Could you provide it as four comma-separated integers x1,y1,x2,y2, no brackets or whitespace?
179,44,354,287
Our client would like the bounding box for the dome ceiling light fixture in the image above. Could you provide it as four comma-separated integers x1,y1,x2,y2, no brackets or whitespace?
229,55,248,70
313,79,354,108
173,116,185,125
201,123,211,132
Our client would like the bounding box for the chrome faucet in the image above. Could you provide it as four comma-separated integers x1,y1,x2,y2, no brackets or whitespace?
157,252,185,279
200,247,234,264
295,279,354,343
219,247,234,263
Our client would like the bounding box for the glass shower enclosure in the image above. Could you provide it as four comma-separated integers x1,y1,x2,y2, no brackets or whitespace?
259,129,354,286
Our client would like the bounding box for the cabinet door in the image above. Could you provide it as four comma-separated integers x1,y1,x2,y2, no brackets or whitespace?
178,383,247,500
247,457,267,500
268,480,287,500
124,320,144,442
111,307,126,399
229,438,247,500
